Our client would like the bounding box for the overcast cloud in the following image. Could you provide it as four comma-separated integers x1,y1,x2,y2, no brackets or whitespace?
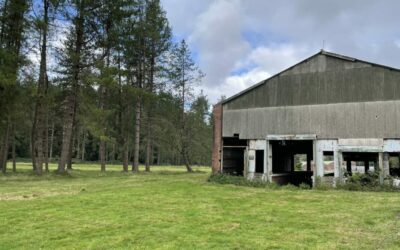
162,0,400,104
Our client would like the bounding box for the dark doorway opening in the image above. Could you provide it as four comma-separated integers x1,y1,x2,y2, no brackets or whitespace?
270,140,313,186
255,150,264,173
342,152,378,175
222,137,247,176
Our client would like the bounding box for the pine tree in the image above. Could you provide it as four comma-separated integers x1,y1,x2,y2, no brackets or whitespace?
142,0,171,171
120,0,145,172
169,40,204,172
32,0,60,174
0,0,29,173
93,0,125,172
57,0,99,173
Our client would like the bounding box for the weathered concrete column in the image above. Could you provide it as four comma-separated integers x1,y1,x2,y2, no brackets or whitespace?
247,149,255,180
378,152,384,184
382,152,390,181
336,151,344,184
312,140,317,185
211,104,222,173
266,140,273,182
315,147,324,178
333,150,339,187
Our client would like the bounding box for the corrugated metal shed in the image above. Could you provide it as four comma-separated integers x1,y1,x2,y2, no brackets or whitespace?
221,50,400,139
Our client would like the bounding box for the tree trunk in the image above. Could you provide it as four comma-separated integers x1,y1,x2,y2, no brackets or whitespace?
12,126,16,172
49,121,54,162
100,140,106,171
1,122,11,173
99,83,106,172
76,127,80,161
67,112,76,171
32,0,49,174
81,129,85,161
183,151,193,172
180,78,193,172
44,105,49,172
58,2,84,173
123,142,129,172
30,131,35,171
145,56,155,172
132,97,141,172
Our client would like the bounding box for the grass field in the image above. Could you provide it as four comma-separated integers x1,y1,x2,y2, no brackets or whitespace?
1,163,400,249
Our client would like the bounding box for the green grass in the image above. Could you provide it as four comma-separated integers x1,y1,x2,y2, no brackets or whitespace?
1,163,400,249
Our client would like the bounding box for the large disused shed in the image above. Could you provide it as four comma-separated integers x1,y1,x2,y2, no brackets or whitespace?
212,50,400,186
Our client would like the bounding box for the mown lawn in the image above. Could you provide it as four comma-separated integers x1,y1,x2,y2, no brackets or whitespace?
0,163,399,249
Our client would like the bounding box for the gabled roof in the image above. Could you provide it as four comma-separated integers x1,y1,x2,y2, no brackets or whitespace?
220,50,400,105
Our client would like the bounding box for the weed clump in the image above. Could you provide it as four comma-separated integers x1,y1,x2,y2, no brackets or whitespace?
208,173,295,190
209,173,400,192
337,172,399,192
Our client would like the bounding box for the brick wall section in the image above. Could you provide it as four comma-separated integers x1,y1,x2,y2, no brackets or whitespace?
212,103,222,173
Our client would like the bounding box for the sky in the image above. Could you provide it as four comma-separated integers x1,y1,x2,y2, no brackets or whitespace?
161,0,400,104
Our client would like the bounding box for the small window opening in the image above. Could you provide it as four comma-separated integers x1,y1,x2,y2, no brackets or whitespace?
255,150,264,173
323,151,334,177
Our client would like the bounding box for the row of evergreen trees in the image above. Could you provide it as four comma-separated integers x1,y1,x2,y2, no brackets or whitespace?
0,0,212,174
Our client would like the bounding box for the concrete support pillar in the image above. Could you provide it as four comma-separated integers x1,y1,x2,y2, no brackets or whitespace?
246,149,255,180
266,141,273,182
243,149,248,177
315,149,324,178
312,140,317,185
383,152,390,181
248,150,255,173
336,151,344,184
378,152,384,184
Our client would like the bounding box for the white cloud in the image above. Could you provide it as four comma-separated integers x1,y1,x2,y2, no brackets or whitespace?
189,0,251,88
199,44,310,102
163,0,400,104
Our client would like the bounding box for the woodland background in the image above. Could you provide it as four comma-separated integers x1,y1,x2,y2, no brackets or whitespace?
0,0,215,174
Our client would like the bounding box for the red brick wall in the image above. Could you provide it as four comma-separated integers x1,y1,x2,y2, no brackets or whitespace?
212,104,222,173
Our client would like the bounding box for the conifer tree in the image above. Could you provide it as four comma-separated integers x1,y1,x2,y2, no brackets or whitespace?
169,40,204,172
0,0,29,173
143,0,171,171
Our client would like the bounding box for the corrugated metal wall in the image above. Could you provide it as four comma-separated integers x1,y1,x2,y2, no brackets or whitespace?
223,100,400,139
222,54,400,139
